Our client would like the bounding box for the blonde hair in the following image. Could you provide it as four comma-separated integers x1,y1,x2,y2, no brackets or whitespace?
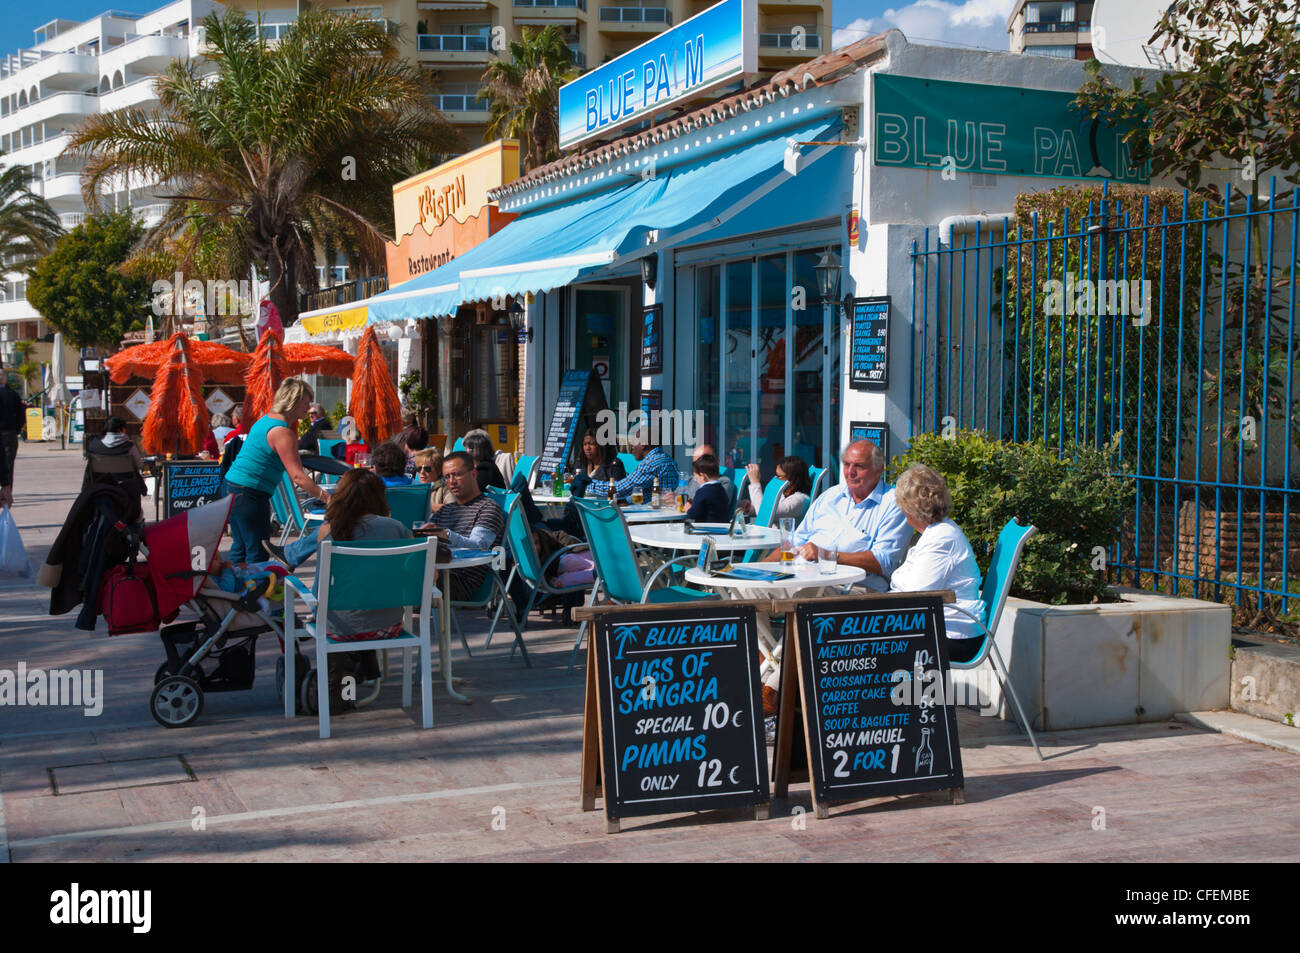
271,378,314,414
414,447,443,472
895,463,953,527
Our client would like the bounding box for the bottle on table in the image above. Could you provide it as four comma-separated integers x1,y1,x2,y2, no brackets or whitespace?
650,476,661,510
607,480,617,504
552,467,563,497
675,479,688,513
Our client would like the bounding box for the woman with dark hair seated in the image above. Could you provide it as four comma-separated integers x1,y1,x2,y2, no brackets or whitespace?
742,454,812,524
371,441,413,486
83,416,147,498
568,429,626,497
316,467,414,711
463,431,506,490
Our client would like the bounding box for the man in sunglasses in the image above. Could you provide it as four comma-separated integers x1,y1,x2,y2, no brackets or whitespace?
298,403,332,453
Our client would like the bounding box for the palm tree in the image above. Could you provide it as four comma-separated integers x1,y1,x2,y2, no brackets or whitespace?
0,161,63,274
67,10,463,326
480,26,582,172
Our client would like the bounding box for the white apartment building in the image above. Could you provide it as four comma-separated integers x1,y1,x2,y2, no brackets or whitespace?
0,0,223,354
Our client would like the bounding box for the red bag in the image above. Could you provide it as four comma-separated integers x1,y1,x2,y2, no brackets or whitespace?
99,562,162,636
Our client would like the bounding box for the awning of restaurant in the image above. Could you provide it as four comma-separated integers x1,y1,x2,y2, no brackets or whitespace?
360,113,846,324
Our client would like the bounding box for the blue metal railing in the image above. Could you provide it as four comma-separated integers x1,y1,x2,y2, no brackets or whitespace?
910,178,1300,610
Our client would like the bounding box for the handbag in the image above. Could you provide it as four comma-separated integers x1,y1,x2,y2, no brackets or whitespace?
0,505,31,577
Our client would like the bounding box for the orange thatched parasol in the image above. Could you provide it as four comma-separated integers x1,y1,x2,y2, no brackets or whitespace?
242,330,355,423
349,326,402,445
141,336,209,455
106,332,252,384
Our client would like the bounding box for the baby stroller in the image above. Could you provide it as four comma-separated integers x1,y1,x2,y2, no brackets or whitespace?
99,497,311,728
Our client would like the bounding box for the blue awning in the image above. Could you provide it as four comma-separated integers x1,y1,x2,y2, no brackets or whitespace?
364,114,845,324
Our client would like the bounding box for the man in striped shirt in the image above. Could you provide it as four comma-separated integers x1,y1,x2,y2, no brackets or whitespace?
424,451,504,599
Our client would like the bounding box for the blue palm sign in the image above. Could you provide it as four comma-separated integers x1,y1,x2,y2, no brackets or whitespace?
812,616,835,642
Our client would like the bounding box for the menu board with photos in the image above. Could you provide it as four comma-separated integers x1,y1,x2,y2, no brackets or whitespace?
583,603,770,829
790,594,964,814
538,368,608,482
850,296,890,390
849,421,889,461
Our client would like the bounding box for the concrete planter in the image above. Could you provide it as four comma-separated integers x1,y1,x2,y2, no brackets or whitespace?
951,588,1231,731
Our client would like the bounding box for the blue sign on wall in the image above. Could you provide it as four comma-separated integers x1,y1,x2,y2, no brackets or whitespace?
558,0,757,150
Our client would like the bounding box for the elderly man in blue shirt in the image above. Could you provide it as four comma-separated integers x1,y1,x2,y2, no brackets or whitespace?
793,439,912,591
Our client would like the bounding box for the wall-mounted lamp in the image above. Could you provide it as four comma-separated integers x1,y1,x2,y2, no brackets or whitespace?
814,247,842,304
640,253,658,291
507,298,532,343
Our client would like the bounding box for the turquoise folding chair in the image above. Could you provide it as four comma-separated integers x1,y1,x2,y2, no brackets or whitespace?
385,483,433,529
742,477,789,562
569,497,719,670
514,454,539,489
946,518,1043,760
448,546,527,666
452,437,465,452
318,439,344,486
490,493,592,655
617,452,638,478
484,485,506,509
729,467,750,512
283,537,440,739
808,465,830,501
275,471,325,545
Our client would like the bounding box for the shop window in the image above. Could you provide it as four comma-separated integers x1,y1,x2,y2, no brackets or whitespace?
694,265,721,454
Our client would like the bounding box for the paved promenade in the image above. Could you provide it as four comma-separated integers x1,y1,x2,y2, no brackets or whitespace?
2,441,1297,862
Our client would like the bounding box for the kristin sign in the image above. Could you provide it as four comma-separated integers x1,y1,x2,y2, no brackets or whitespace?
390,140,520,241
558,0,757,151
873,74,1150,183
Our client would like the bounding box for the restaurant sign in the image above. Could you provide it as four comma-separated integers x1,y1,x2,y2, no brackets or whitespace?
299,304,368,337
558,0,757,151
873,74,1150,183
390,140,520,243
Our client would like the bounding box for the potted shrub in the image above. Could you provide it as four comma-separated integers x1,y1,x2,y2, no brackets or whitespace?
893,431,1230,729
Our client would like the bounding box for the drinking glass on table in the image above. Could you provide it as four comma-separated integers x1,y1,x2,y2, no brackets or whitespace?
818,544,838,575
779,518,796,564
630,486,644,505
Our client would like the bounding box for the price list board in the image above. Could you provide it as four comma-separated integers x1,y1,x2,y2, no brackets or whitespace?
640,304,663,375
849,296,890,391
164,462,224,519
791,595,963,814
583,604,770,829
538,368,607,481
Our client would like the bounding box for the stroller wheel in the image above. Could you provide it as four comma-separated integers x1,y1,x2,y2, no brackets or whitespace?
151,675,204,728
299,669,319,715
155,662,172,685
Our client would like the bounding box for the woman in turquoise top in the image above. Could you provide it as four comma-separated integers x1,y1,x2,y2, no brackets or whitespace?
221,378,331,563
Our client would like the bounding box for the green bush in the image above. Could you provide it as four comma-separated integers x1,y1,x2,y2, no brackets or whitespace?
891,430,1133,605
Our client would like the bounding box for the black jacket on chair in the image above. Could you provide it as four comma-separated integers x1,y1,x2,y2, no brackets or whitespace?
39,482,142,628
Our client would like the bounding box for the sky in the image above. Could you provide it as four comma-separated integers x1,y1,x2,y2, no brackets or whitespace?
0,0,1019,59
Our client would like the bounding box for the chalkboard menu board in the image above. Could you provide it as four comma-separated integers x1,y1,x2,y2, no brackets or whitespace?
849,296,890,391
164,461,224,519
792,595,963,811
586,604,770,826
640,304,663,375
538,368,608,481
849,420,889,461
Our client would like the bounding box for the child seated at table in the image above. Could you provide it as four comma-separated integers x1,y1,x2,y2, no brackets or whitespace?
686,453,730,523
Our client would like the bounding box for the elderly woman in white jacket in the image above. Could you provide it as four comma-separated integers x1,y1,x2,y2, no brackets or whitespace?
889,463,987,663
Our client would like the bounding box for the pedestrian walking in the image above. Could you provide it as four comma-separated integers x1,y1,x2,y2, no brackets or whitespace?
0,364,28,507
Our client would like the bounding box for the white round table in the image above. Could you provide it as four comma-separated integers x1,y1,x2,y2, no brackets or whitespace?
684,560,866,595
619,504,687,524
630,522,781,553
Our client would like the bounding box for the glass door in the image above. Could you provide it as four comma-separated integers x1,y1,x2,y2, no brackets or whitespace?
755,253,787,483
722,261,753,469
573,285,629,409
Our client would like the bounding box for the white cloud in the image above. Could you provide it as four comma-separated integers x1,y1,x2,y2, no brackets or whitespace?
833,0,1018,53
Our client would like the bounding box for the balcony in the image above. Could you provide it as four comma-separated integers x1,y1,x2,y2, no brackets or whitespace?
58,211,86,229
515,0,586,7
757,0,826,9
758,30,822,53
0,50,99,87
134,202,169,226
99,33,190,74
1023,20,1089,33
299,275,389,316
416,34,495,62
598,6,671,33
1,90,98,128
4,132,74,166
37,172,84,204
431,86,490,121
259,22,295,42
98,75,161,110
